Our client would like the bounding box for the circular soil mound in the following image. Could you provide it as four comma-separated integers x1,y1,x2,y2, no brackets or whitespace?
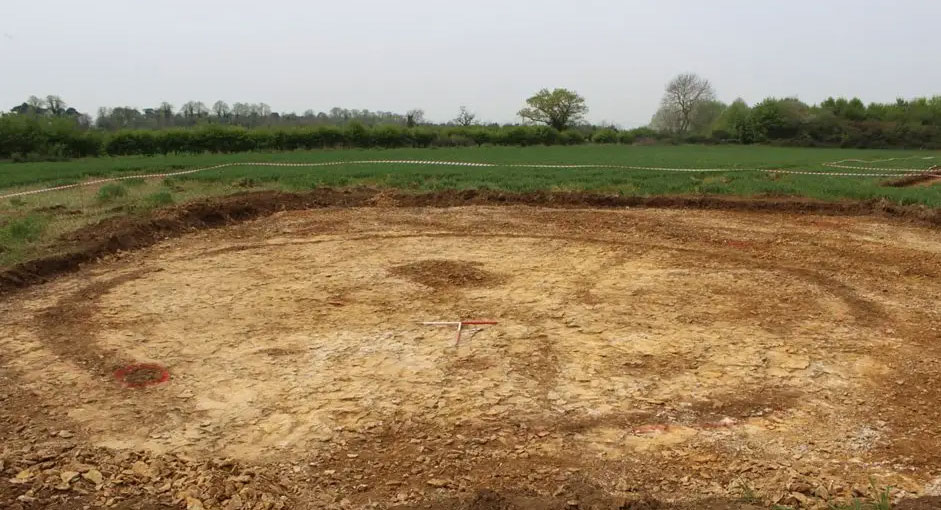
1,204,940,509
389,259,503,289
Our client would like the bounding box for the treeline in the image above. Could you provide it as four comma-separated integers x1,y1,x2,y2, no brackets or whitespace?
0,120,661,160
0,114,103,160
701,96,941,148
2,89,941,162
11,95,430,132
93,103,424,130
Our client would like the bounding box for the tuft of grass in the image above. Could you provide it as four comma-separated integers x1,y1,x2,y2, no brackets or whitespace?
162,177,185,191
0,215,46,243
96,183,128,203
144,190,174,207
735,479,762,504
0,215,48,264
232,177,257,188
123,178,147,187
9,196,27,208
829,483,893,510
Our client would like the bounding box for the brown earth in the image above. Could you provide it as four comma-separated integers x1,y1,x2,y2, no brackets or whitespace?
389,260,505,289
1,194,941,509
885,168,941,188
2,188,941,296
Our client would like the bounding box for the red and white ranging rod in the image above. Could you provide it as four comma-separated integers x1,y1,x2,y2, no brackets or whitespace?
421,320,498,347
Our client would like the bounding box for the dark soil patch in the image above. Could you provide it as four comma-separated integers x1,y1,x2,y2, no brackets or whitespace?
687,387,800,422
896,496,941,510
114,363,170,387
34,204,82,215
447,355,495,373
884,168,941,187
391,489,763,510
34,204,66,212
256,347,303,357
122,367,165,385
390,259,503,289
36,270,153,377
2,188,939,297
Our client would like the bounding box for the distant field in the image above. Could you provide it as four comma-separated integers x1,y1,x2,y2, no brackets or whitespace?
1,144,939,268
2,144,940,197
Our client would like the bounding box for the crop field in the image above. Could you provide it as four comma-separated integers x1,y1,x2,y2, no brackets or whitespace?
2,145,941,199
1,145,941,510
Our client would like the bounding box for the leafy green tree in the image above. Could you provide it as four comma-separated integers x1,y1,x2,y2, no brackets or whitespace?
844,98,867,121
822,97,867,121
344,122,371,146
750,97,810,140
714,99,757,143
518,88,588,130
690,100,726,135
465,127,492,147
591,128,618,143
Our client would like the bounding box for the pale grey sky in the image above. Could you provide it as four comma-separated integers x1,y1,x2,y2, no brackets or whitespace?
2,0,939,127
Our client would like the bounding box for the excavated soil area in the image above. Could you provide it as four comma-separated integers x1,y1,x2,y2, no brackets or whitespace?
1,194,940,509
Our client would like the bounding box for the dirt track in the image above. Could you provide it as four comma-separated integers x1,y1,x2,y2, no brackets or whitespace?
1,195,941,509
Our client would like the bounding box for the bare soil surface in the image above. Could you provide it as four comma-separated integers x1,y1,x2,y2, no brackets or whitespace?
1,199,940,509
885,168,941,188
3,188,940,296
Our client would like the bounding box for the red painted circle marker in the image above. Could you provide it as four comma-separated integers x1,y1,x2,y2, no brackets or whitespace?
114,363,170,388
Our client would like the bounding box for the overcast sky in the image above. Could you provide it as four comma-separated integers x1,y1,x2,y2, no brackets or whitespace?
2,0,939,127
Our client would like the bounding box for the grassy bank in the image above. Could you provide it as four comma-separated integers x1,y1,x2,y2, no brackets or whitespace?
1,144,939,268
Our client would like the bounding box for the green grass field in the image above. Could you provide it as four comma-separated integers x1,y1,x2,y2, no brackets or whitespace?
1,144,939,268
3,145,941,196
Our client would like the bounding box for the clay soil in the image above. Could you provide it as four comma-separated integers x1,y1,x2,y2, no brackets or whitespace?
1,197,940,509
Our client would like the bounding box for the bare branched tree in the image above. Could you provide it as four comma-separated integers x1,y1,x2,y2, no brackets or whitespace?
212,100,230,119
181,101,209,118
453,106,477,126
406,109,425,127
45,95,66,116
26,95,45,109
157,102,174,119
657,73,716,134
